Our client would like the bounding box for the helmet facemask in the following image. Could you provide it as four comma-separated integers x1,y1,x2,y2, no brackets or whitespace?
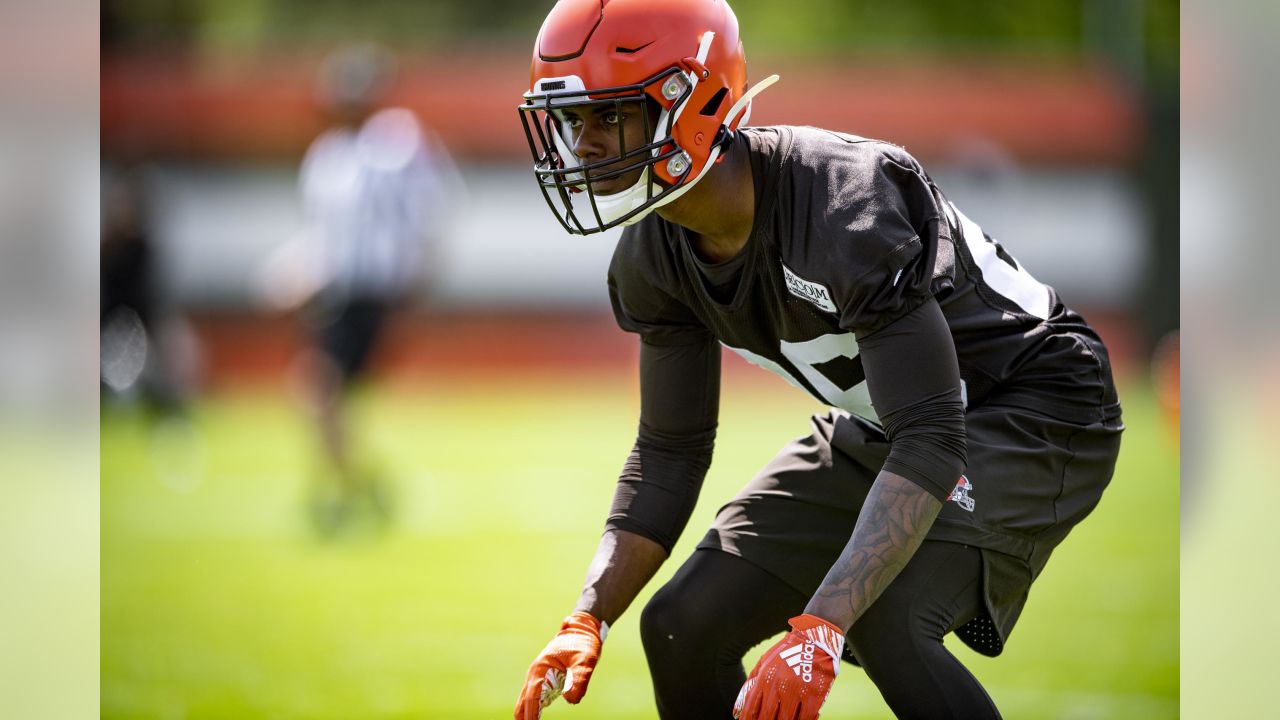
520,66,705,235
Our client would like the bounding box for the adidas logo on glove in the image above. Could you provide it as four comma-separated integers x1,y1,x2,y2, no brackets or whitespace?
733,614,845,719
780,642,817,682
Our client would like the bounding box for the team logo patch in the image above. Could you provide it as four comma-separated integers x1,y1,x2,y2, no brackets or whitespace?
782,263,838,313
949,475,976,512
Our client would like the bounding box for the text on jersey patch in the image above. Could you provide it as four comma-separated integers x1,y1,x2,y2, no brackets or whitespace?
782,263,838,314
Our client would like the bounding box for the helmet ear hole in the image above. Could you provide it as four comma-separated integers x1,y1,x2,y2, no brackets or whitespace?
698,87,729,117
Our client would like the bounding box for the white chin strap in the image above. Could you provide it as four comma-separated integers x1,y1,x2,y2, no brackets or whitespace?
598,73,780,229
585,166,658,227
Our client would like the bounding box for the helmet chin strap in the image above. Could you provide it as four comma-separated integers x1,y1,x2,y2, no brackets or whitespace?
582,165,657,227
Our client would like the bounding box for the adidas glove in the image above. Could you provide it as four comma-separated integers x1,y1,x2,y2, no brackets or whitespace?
733,614,845,720
515,611,608,720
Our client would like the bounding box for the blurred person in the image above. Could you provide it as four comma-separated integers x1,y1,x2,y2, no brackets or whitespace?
101,159,206,493
513,1,1122,719
101,160,193,417
273,44,461,534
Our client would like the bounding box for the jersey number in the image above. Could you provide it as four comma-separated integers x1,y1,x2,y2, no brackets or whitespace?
725,333,878,422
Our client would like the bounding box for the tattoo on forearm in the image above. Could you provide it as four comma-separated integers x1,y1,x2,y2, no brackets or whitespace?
807,472,943,630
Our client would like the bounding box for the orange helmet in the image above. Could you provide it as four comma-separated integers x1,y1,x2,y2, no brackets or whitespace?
519,0,777,234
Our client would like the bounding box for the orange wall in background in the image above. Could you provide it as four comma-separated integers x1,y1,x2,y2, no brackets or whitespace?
102,51,1141,165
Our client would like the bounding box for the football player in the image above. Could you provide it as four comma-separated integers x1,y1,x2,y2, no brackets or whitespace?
513,1,1123,718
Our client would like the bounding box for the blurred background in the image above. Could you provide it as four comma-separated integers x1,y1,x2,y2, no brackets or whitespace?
97,1,1180,718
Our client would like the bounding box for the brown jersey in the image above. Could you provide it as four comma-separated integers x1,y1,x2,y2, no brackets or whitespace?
609,126,1121,427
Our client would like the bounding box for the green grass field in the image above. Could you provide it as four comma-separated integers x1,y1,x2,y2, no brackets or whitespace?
102,369,1178,719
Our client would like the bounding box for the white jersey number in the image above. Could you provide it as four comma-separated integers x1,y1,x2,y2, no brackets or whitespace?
725,333,878,423
947,201,1050,320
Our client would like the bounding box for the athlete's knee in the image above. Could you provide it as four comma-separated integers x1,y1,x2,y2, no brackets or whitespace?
640,582,705,665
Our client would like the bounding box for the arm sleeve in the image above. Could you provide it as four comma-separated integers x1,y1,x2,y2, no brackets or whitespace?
857,298,966,501
604,335,720,553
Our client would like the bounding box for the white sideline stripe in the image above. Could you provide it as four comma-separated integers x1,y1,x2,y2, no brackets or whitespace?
951,202,1050,320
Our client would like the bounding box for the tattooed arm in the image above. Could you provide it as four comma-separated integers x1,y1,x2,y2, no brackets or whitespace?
806,300,967,632
804,470,943,632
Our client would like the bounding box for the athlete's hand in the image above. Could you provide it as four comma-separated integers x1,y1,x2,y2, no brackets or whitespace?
733,614,845,720
515,611,608,720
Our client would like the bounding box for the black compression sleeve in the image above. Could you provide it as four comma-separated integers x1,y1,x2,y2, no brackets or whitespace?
605,337,720,553
857,298,967,500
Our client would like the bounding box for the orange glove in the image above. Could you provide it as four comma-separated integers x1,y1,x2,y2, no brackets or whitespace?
514,611,607,720
733,614,845,720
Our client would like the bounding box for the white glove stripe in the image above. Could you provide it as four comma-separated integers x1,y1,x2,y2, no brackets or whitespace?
539,668,564,708
799,624,846,677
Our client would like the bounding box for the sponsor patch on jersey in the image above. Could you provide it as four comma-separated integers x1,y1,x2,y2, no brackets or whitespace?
782,263,838,314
